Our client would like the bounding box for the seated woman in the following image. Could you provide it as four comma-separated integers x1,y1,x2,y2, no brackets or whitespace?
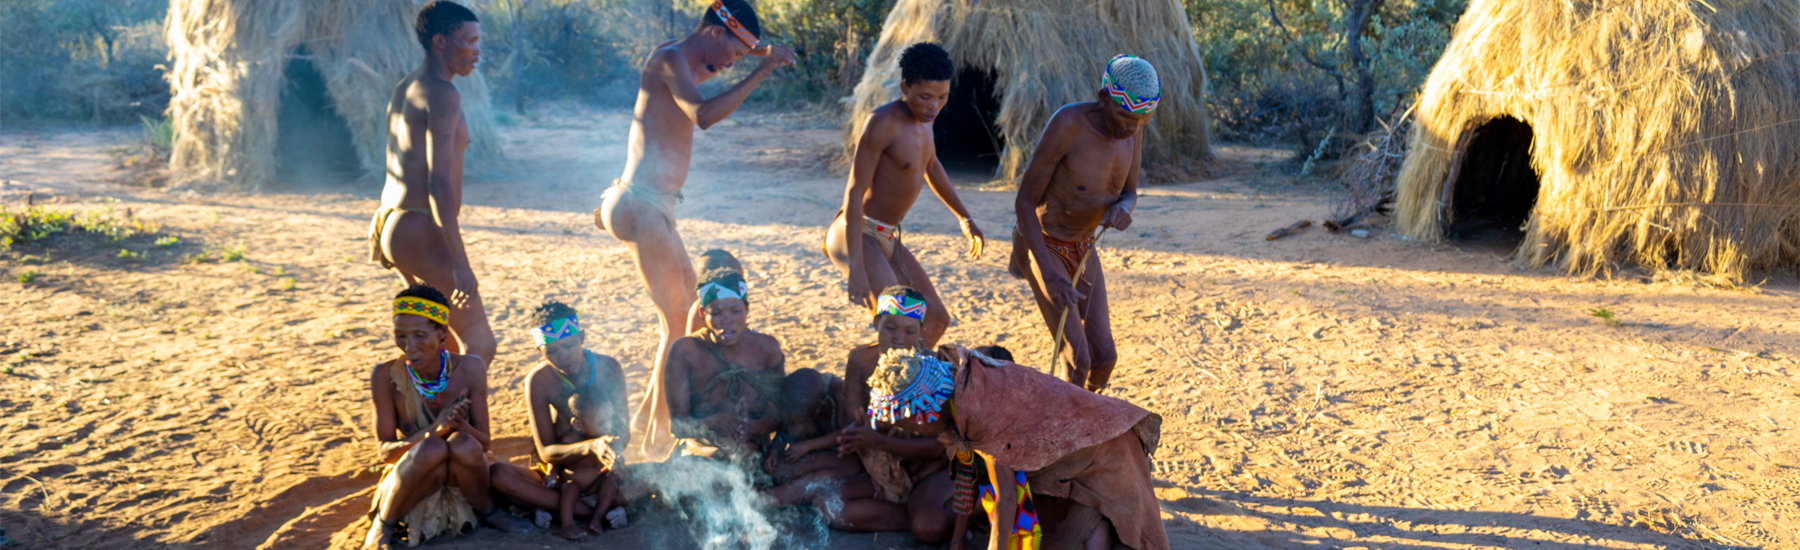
488,300,632,541
664,267,786,457
866,345,1168,550
363,285,525,550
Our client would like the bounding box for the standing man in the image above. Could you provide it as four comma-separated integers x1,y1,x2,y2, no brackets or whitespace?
825,43,984,349
1010,55,1158,392
369,0,496,365
602,0,796,461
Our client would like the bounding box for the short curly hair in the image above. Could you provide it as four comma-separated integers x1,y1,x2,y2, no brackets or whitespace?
528,299,578,328
899,43,954,84
415,1,479,50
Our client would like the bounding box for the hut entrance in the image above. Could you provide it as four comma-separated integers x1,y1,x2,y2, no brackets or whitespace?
933,67,1003,180
275,46,361,186
1446,116,1540,243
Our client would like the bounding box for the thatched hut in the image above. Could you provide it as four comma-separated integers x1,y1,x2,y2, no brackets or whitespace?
1392,0,1800,279
165,0,503,187
844,0,1211,183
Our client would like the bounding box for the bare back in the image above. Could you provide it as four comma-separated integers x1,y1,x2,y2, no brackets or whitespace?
1033,102,1141,241
857,102,937,224
381,71,470,211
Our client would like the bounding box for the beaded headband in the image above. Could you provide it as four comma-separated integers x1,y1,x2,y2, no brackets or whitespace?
699,278,749,308
1102,55,1160,115
868,354,955,426
876,294,927,322
394,296,449,325
711,1,759,49
531,315,582,346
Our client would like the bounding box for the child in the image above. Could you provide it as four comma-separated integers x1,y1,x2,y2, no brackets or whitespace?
554,388,625,540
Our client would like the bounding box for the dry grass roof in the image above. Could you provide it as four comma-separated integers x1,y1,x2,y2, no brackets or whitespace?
1393,0,1800,281
844,0,1211,184
165,0,502,188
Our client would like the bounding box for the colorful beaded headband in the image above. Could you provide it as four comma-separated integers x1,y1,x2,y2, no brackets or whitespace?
868,354,955,426
1101,55,1160,115
699,277,748,308
711,1,759,49
876,294,927,322
394,296,449,326
531,315,582,346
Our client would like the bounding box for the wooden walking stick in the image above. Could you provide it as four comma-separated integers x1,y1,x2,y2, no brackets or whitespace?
1049,227,1108,383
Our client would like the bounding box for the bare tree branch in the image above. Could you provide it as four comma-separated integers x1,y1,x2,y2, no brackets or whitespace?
1265,0,1343,78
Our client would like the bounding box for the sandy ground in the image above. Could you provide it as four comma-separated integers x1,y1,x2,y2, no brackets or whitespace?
3,106,1798,550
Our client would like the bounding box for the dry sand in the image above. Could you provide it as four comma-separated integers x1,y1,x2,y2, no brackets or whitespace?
2,106,1797,549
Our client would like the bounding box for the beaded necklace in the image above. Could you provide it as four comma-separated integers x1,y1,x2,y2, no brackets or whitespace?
408,349,451,401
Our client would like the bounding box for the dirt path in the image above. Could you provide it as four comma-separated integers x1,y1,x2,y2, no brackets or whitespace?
2,107,1797,549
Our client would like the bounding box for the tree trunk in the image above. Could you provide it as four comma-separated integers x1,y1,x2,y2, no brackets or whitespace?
1340,0,1387,134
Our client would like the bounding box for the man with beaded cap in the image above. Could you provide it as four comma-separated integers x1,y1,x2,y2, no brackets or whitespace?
1010,55,1159,392
364,284,525,550
763,286,956,543
866,345,1167,550
650,267,786,458
487,300,630,540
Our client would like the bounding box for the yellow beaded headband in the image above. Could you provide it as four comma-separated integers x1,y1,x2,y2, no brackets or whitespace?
394,296,449,325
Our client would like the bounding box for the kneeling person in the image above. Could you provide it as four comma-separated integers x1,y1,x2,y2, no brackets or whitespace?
867,346,1168,550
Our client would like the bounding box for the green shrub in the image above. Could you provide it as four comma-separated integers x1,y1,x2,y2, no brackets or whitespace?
0,206,158,249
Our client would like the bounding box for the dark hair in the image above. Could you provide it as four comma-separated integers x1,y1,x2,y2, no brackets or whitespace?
973,345,1013,362
899,43,954,84
780,368,827,418
529,299,578,328
395,284,450,327
416,1,479,50
698,249,743,274
699,0,762,41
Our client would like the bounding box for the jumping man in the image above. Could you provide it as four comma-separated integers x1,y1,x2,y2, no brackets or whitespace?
369,1,497,365
826,43,983,349
1011,55,1158,392
603,0,797,461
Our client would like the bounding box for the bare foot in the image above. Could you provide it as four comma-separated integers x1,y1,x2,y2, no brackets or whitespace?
361,521,400,550
558,522,590,541
593,207,608,232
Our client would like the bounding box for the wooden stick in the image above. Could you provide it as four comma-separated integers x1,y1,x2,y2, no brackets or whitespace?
1050,227,1109,384
1265,220,1312,240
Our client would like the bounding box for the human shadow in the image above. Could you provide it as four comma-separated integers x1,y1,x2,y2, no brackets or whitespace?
0,508,167,549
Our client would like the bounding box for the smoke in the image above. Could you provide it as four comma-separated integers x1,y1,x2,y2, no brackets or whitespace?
637,455,837,550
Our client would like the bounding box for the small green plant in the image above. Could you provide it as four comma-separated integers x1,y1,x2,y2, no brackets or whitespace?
1588,307,1622,326
1,206,158,249
3,448,14,458
273,265,287,276
154,236,179,248
280,277,296,291
208,210,222,223
242,264,260,275
140,115,175,155
18,270,39,283
1644,395,1673,404
116,249,142,262
183,251,216,264
220,243,246,262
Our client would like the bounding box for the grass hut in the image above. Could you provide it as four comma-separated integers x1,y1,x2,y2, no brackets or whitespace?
165,0,503,188
844,0,1211,183
1392,0,1800,280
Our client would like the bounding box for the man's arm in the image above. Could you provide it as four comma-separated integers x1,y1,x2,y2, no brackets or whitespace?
1014,107,1084,309
371,363,460,463
923,153,984,259
651,45,794,130
422,86,477,302
841,114,894,307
